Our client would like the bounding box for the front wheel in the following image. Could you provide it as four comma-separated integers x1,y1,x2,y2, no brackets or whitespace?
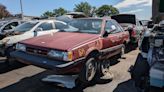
79,57,97,83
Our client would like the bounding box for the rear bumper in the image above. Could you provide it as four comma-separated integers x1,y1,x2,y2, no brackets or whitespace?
11,51,85,74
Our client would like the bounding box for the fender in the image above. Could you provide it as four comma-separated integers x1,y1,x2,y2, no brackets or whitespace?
85,47,100,58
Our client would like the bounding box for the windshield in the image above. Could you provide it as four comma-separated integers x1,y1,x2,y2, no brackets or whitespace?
60,19,102,34
14,21,38,32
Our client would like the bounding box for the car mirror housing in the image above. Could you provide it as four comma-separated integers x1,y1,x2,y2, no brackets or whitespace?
103,31,109,37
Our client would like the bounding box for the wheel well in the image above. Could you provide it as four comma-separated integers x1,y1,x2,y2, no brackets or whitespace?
86,50,100,59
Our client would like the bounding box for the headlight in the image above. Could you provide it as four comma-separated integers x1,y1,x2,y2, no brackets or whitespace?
16,43,26,51
48,50,73,61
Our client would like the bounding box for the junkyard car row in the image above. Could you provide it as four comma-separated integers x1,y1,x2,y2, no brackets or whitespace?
0,13,163,91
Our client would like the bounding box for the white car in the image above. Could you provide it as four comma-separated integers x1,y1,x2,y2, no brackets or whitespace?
0,19,68,57
0,20,26,40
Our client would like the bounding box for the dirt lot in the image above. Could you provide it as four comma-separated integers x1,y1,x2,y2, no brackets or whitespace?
0,49,163,92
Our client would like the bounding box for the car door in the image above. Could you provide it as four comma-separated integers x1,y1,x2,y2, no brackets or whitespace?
102,20,119,49
34,22,55,36
112,20,126,45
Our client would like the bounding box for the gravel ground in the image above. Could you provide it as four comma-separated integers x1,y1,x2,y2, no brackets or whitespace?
0,50,163,92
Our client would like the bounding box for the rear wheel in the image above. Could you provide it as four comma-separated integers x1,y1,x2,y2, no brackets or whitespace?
96,60,113,81
118,45,125,58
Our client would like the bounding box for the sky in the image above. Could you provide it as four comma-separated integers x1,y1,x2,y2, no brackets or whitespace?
0,0,152,20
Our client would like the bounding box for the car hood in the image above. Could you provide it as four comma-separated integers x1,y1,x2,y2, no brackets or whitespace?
21,32,99,51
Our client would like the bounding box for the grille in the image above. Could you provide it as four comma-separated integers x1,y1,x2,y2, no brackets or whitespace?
26,47,48,56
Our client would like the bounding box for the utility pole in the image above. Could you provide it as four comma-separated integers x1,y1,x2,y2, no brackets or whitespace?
20,0,24,20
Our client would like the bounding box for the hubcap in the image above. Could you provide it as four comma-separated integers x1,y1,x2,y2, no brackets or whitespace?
101,60,110,75
86,59,96,81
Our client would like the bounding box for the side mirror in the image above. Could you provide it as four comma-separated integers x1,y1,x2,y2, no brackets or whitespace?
34,27,43,32
103,31,109,37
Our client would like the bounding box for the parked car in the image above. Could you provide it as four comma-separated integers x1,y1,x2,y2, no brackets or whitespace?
129,22,164,91
0,19,68,62
111,14,145,45
0,19,27,40
140,20,154,31
11,17,129,84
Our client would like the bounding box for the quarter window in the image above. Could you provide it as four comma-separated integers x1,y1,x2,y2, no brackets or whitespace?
105,21,114,33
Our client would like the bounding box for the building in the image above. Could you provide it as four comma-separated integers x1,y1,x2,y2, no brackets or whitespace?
152,0,164,23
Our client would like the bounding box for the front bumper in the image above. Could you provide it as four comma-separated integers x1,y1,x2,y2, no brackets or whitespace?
11,51,85,74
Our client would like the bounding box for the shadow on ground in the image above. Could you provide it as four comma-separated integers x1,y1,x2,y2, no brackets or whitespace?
0,70,113,92
113,79,164,92
0,60,26,74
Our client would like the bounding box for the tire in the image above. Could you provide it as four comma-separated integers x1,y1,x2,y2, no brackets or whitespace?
79,57,97,83
97,60,110,77
131,54,150,91
96,60,113,81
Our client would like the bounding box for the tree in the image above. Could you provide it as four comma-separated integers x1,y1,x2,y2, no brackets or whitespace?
96,5,119,17
53,7,67,17
74,2,92,16
0,4,11,19
41,11,54,17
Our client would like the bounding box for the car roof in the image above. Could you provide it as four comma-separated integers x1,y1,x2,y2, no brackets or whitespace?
76,17,111,20
27,19,66,23
112,14,135,16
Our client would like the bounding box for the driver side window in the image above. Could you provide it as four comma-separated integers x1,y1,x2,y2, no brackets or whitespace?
105,21,115,34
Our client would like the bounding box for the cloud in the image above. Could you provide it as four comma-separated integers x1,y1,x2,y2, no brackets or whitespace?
121,9,144,13
114,0,152,9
